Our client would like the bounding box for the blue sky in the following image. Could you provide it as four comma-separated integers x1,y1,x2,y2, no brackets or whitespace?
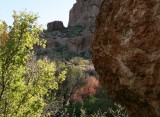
0,0,76,28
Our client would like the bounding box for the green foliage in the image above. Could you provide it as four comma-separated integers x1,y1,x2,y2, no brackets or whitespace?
90,109,107,117
60,64,86,105
37,44,77,61
108,104,128,117
0,21,8,46
70,57,90,66
66,90,114,117
66,102,128,117
0,11,66,117
66,103,83,117
0,9,129,117
42,62,86,117
61,25,84,38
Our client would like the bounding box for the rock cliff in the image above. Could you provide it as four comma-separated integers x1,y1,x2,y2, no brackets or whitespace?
68,0,103,28
92,0,160,116
44,0,103,53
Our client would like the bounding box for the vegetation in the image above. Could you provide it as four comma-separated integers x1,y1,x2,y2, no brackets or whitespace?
0,11,66,117
0,11,128,117
61,25,84,38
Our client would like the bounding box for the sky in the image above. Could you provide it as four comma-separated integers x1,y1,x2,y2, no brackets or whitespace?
0,0,76,28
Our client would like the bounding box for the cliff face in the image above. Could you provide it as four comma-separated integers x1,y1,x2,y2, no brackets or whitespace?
44,0,103,53
92,0,160,116
68,0,103,28
67,0,103,53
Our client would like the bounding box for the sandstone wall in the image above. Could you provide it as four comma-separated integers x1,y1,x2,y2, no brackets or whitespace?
92,0,160,116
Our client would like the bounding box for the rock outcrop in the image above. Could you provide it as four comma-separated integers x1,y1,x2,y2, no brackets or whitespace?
66,0,103,53
66,29,92,53
92,0,160,117
44,0,104,53
47,21,65,32
68,0,103,28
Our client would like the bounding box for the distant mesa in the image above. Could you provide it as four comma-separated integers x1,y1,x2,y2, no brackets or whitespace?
47,21,65,32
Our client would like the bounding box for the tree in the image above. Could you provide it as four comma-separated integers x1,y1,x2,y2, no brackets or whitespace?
0,11,66,117
43,62,86,117
56,63,86,107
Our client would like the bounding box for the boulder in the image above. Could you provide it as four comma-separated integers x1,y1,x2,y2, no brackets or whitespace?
92,0,160,116
47,21,65,32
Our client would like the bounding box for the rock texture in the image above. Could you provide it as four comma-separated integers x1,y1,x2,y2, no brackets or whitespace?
66,0,103,53
67,29,92,53
92,0,160,117
47,21,65,32
68,0,103,28
44,26,93,53
44,0,104,53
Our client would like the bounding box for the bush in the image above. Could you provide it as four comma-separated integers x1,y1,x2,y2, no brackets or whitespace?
43,62,86,117
108,104,128,117
61,25,84,38
70,57,90,66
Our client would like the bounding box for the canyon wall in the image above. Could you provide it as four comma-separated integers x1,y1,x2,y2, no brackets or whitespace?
92,0,160,116
68,0,103,28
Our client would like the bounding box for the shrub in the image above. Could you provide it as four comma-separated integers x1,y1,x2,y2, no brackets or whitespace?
70,57,90,66
70,76,99,103
108,104,128,117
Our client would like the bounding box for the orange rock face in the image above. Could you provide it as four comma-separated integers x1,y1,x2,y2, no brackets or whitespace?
92,0,160,116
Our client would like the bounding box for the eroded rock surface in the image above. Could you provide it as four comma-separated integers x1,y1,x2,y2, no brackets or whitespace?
68,0,103,28
66,0,103,52
67,29,92,53
92,0,160,116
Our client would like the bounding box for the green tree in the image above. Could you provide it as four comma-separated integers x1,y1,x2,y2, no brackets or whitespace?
57,63,86,106
0,11,66,117
43,62,86,117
